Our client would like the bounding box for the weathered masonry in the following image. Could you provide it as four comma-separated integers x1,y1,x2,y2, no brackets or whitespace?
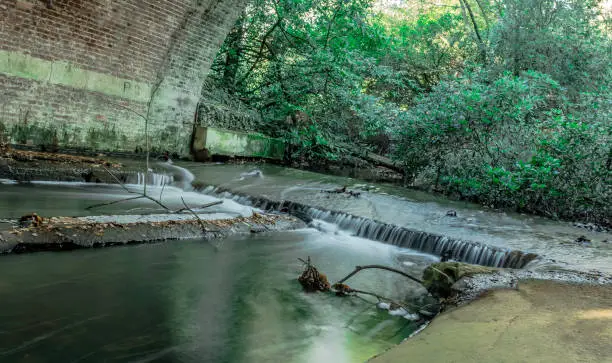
0,0,245,154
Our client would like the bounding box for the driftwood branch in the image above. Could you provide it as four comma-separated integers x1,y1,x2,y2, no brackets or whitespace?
335,265,424,286
174,200,223,214
86,166,172,211
298,258,437,321
85,195,146,210
180,196,207,231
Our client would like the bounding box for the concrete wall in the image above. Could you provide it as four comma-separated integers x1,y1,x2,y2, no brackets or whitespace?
0,0,246,154
193,127,284,160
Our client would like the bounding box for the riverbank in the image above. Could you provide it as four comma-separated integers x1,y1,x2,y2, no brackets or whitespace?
370,278,612,363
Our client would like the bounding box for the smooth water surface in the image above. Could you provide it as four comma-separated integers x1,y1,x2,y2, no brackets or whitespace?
0,231,433,363
0,182,252,219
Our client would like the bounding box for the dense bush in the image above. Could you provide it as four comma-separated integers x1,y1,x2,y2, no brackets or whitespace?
393,70,610,223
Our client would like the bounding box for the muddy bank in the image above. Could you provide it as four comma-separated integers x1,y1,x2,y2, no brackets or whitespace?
0,212,304,254
369,279,612,363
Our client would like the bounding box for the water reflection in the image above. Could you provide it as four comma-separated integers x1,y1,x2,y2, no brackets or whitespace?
0,230,430,362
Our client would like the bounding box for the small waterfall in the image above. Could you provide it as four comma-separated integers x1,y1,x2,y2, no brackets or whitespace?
125,171,174,187
155,161,195,190
198,185,538,269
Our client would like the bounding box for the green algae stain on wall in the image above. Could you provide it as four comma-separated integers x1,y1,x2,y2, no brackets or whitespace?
0,50,151,102
194,127,285,160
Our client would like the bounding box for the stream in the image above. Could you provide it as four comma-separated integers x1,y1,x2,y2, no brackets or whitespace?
0,229,434,363
180,162,611,273
0,161,609,362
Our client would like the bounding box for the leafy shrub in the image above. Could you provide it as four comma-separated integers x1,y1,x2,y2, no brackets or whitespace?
393,70,610,223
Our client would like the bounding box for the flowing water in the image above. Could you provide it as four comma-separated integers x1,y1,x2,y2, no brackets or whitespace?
0,230,434,362
175,162,611,273
0,160,609,362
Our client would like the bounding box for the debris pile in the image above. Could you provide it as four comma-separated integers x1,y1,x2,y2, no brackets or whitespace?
18,213,44,228
298,257,331,292
322,186,361,198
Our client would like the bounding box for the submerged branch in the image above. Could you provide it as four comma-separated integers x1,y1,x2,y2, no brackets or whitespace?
335,265,424,285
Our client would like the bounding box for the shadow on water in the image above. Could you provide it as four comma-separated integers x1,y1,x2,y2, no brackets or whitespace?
0,230,430,363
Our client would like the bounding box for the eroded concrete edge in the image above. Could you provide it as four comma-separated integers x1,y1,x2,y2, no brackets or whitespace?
0,213,305,254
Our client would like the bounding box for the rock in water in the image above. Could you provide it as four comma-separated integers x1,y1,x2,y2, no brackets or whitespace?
422,262,497,298
239,169,263,180
574,235,592,246
440,250,453,262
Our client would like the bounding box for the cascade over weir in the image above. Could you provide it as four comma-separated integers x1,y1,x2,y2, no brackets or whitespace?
198,185,538,269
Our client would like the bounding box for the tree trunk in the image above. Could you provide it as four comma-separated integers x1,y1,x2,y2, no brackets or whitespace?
223,11,246,93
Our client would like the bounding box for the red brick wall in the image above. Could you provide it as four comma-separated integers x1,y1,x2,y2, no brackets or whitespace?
0,0,191,82
0,73,147,150
0,0,246,154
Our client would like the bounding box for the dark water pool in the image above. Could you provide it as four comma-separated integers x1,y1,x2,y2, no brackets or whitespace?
0,230,433,363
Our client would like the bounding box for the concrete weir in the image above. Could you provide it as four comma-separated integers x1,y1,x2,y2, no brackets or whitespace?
0,212,304,254
199,185,540,269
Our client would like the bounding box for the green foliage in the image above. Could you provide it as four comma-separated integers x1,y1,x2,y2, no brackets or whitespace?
206,0,611,224
394,69,610,223
285,123,341,162
489,0,611,95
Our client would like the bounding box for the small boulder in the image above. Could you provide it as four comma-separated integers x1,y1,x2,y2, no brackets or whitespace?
422,262,497,298
574,235,592,246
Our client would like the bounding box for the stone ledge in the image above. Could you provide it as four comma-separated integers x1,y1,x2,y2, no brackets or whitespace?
0,212,305,254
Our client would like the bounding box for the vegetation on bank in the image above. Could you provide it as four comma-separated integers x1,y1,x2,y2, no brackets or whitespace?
206,0,611,225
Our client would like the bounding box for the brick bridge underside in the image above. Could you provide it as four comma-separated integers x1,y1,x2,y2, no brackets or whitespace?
0,0,246,155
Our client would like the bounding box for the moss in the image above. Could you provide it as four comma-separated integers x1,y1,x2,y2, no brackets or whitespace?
422,262,497,298
10,123,58,148
85,125,121,150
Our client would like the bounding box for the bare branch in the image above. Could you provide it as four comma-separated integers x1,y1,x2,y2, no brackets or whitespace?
101,165,133,193
180,196,208,231
85,195,146,210
174,200,223,214
115,103,148,122
87,166,172,212
159,181,167,201
335,265,424,286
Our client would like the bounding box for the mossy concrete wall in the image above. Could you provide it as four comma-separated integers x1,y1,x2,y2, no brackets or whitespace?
0,0,247,155
193,127,285,160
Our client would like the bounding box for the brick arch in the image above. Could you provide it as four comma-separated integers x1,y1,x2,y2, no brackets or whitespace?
0,0,247,154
